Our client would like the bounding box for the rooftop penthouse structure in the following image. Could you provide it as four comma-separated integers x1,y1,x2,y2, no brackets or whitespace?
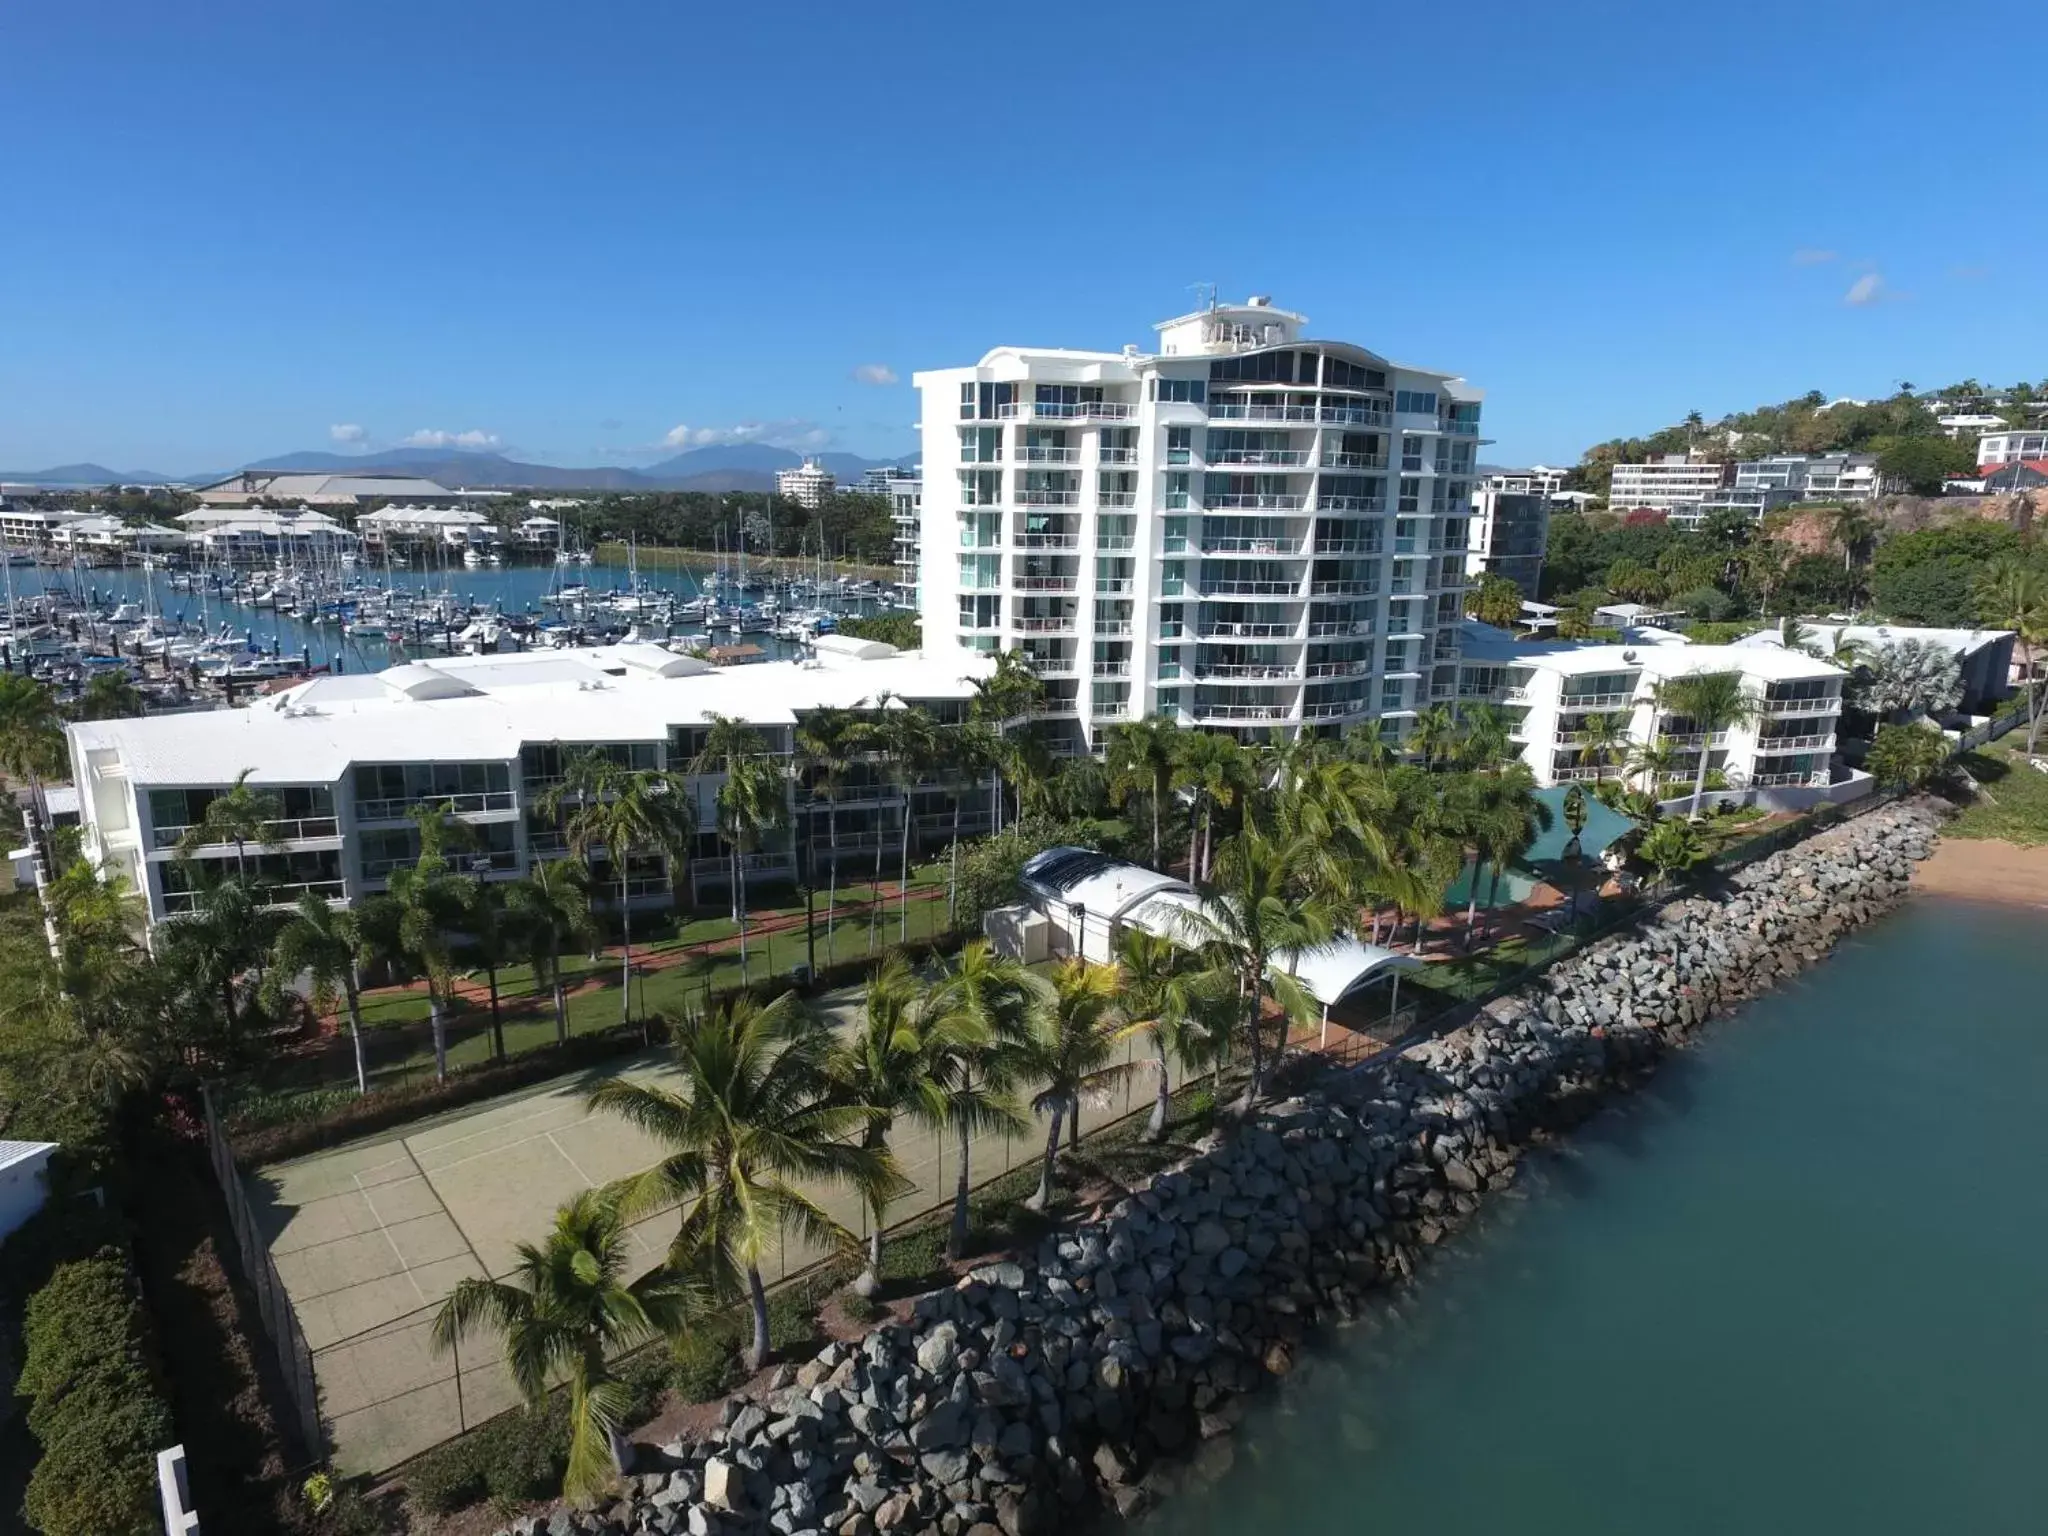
66,639,996,927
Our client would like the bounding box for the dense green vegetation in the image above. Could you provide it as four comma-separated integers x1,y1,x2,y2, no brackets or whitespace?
835,610,921,649
581,489,896,564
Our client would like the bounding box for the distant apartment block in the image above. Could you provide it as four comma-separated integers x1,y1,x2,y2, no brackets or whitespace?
1977,429,2048,468
888,469,923,606
775,458,836,508
1608,455,1730,518
914,296,1483,752
1466,473,1550,595
1684,453,1877,526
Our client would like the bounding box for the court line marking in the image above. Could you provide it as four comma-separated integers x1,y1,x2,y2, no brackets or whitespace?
400,1139,490,1285
545,1130,597,1191
353,1173,428,1306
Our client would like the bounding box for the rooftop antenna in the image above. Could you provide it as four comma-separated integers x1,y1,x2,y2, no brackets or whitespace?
1189,282,1216,313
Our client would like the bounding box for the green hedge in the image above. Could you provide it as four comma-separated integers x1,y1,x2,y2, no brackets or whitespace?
17,1248,176,1536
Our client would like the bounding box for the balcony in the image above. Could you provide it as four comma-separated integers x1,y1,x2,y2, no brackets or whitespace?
1315,495,1385,513
1305,660,1372,678
1760,695,1838,716
165,877,346,913
1195,703,1297,723
1202,578,1301,597
1014,532,1078,550
1442,420,1481,436
1096,535,1136,551
1000,400,1135,421
1098,493,1137,509
1319,452,1388,470
1013,575,1078,593
1199,620,1296,639
1312,538,1381,556
1319,405,1390,427
1208,402,1318,422
1310,579,1378,597
1203,536,1301,555
1099,447,1137,465
1307,619,1374,638
1430,681,1457,700
1092,661,1132,678
1093,619,1133,636
1559,690,1635,710
1208,449,1309,467
1754,732,1833,753
1752,769,1827,787
1013,616,1077,634
354,790,517,823
1018,490,1080,507
1017,446,1078,464
1303,699,1362,721
152,814,340,851
1199,663,1297,681
1023,656,1078,678
1657,730,1731,749
1204,492,1305,510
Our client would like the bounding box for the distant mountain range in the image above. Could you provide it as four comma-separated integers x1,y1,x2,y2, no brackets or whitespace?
0,444,917,493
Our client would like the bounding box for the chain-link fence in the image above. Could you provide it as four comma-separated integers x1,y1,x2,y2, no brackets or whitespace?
199,1083,325,1462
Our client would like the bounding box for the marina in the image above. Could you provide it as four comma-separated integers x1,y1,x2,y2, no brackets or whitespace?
0,542,910,710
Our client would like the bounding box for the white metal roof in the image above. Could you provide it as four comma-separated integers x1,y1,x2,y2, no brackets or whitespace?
1019,847,1188,923
0,1141,58,1173
66,645,995,788
1735,622,2010,661
1119,888,1420,1006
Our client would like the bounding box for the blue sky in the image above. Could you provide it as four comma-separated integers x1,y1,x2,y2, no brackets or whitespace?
3,0,2041,475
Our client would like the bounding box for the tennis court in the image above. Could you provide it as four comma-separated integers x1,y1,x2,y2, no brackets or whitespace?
249,984,1151,1473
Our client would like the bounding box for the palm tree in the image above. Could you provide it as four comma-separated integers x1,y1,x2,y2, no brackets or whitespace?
540,749,695,1026
1104,717,1181,870
1575,711,1630,779
875,705,944,945
0,673,65,862
968,650,1044,833
1638,818,1707,890
794,707,860,963
1015,959,1131,1211
587,991,896,1371
357,805,474,1081
1173,831,1335,1108
68,670,145,722
1623,737,1685,800
1408,703,1459,769
919,941,1038,1261
944,720,999,925
266,892,373,1095
1113,927,1213,1142
463,880,526,1062
174,768,283,880
1849,639,1963,723
1974,557,2048,754
156,871,271,1054
508,857,595,1045
827,954,949,1295
1652,671,1759,817
1455,702,1516,772
1474,766,1550,940
1823,503,1877,573
431,1190,705,1507
1173,730,1251,881
691,716,786,983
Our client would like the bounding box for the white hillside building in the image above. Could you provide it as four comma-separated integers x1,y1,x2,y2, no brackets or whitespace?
914,296,1482,754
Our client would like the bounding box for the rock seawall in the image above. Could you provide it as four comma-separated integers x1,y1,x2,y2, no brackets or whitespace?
495,803,1940,1536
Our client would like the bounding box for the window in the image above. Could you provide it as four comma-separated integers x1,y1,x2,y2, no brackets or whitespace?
1167,426,1193,464
958,426,1001,463
1398,477,1421,514
1162,515,1189,553
1158,559,1186,597
958,594,1000,630
1395,389,1438,415
1401,435,1425,472
1322,356,1374,391
957,553,1000,590
1157,603,1184,639
1152,378,1207,404
961,381,1016,420
1210,351,1298,383
958,469,1001,506
1381,679,1408,708
1165,471,1190,509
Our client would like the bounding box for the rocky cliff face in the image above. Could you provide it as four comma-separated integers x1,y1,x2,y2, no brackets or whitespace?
493,803,1940,1536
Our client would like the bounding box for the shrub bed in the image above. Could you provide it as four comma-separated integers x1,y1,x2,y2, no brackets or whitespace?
17,1248,176,1536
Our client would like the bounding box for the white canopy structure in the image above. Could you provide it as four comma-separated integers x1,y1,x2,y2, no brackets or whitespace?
1017,847,1421,1019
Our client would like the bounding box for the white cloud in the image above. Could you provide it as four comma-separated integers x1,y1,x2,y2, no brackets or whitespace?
329,422,367,445
1791,247,1838,266
401,428,502,450
851,363,899,386
661,419,831,451
1843,272,1887,306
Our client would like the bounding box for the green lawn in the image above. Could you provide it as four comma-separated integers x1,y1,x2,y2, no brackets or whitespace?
260,862,966,1098
1949,740,2048,846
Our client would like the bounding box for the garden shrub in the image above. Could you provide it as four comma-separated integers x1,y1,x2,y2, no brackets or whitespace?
671,1326,744,1403
17,1248,176,1536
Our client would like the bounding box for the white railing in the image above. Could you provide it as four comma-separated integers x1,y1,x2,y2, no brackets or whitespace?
1305,660,1372,678
1760,695,1838,716
1753,732,1833,752
1307,620,1374,637
1320,453,1388,470
1017,447,1078,463
1321,405,1390,426
1096,535,1136,550
1558,690,1634,710
1551,767,1606,783
1208,450,1309,466
1093,619,1133,636
1201,621,1296,639
1014,616,1076,633
1018,490,1080,506
1203,492,1306,510
165,877,346,913
1442,419,1481,436
1203,579,1301,596
1313,540,1381,555
1099,448,1137,464
1014,576,1078,592
1316,495,1385,513
1094,579,1135,595
1024,658,1078,677
1658,730,1731,748
1311,580,1378,597
1197,703,1296,723
1209,402,1318,422
1092,662,1131,677
1204,537,1300,555
1200,664,1296,680
1000,400,1135,420
354,790,516,823
152,815,340,850
1302,700,1360,720
1098,493,1137,509
1430,682,1457,700
1752,770,1828,787
1013,533,1078,549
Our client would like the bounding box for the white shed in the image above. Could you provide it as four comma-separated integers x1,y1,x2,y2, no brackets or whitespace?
0,1141,59,1241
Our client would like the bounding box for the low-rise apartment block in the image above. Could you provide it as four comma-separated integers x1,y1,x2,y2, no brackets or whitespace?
66,640,995,928
1608,455,1730,519
1455,622,1846,797
1977,429,2048,468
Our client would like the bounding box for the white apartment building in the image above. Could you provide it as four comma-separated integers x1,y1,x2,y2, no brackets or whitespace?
914,297,1482,752
1608,455,1730,518
1481,465,1569,498
776,458,836,509
888,470,922,607
358,505,501,552
64,639,996,928
1455,622,1845,796
1976,429,2048,468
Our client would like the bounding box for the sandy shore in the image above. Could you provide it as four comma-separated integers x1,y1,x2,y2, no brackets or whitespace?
1912,838,2048,908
